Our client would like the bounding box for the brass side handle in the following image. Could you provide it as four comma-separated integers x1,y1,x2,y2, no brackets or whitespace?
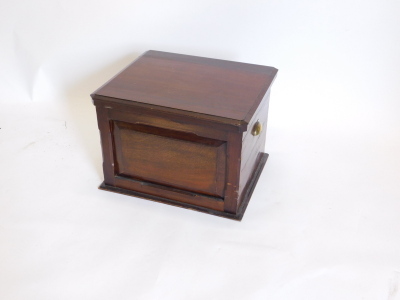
251,121,262,136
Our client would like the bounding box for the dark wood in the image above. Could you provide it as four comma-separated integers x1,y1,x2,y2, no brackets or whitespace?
92,50,278,127
113,175,224,211
239,90,271,202
95,105,116,186
224,131,243,214
99,153,268,221
113,120,227,198
92,50,277,220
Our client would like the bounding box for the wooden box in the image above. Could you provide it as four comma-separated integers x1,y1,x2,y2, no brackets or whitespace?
91,50,277,220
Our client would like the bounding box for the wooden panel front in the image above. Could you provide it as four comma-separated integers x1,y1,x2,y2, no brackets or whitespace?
114,176,224,212
113,121,226,198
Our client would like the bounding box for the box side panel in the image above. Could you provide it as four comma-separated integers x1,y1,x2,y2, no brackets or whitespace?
95,105,116,186
113,176,224,211
223,131,243,214
94,102,229,212
238,90,270,205
113,120,227,198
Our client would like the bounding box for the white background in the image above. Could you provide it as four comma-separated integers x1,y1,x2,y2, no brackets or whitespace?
1,0,400,299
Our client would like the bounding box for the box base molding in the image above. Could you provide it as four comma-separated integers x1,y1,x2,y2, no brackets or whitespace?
99,153,268,221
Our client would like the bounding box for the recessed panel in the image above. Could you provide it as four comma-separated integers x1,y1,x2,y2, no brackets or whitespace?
113,121,226,198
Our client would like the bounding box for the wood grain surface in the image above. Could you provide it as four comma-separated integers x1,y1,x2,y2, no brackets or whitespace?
93,50,277,123
92,50,277,219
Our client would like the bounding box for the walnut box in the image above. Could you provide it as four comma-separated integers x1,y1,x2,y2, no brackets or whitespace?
91,50,277,220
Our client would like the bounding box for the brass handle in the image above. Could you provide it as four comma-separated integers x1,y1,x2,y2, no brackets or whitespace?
251,121,262,136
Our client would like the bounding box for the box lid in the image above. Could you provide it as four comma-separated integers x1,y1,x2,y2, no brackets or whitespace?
92,50,277,128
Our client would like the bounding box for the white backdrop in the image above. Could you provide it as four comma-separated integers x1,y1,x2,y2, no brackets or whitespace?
1,0,400,299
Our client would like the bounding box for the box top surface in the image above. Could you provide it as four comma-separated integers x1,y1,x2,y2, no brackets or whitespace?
92,50,277,124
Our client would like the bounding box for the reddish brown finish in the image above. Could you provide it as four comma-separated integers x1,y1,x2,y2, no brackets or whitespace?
93,50,277,125
92,50,277,220
113,121,226,198
95,105,115,186
114,176,224,212
239,90,271,201
224,131,243,214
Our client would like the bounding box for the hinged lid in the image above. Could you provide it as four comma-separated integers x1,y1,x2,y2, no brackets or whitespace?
92,50,277,129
